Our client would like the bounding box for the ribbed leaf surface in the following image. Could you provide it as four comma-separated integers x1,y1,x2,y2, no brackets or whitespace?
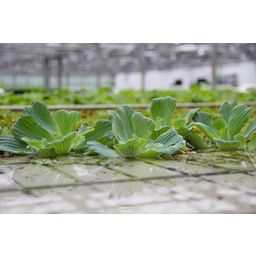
24,102,57,134
47,132,76,154
115,138,147,158
193,122,218,140
85,120,112,142
108,106,134,142
228,104,251,139
131,112,155,139
142,129,185,158
139,143,165,158
154,129,183,146
244,119,256,139
219,101,237,123
71,136,87,152
151,126,170,140
162,140,186,157
178,127,208,149
78,123,89,134
193,111,213,127
184,108,199,124
53,110,80,136
0,136,33,154
22,138,44,150
12,116,54,141
150,96,176,126
87,141,118,158
214,138,240,151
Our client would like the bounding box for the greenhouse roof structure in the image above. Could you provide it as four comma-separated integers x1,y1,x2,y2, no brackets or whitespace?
0,43,256,88
1,43,256,74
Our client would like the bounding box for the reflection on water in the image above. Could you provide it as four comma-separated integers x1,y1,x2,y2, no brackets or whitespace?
12,164,80,196
147,151,256,175
172,151,256,172
1,151,256,198
4,158,178,198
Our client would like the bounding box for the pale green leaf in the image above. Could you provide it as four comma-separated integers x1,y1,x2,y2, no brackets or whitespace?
154,128,183,147
0,136,33,155
175,118,186,129
161,140,186,158
193,111,213,127
47,132,76,154
150,96,176,126
141,141,185,159
234,133,246,149
53,110,80,136
219,101,237,123
184,108,199,124
85,119,112,142
22,138,45,150
247,132,256,151
108,106,134,142
139,143,165,158
244,119,256,139
71,136,87,152
114,138,147,158
78,123,89,134
212,118,226,131
193,122,219,140
87,141,119,158
214,138,240,151
178,127,208,149
228,104,251,139
12,116,54,141
24,102,57,134
131,112,155,139
153,129,185,157
151,126,170,140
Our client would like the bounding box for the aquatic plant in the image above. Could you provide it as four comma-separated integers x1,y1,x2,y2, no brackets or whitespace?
175,108,208,150
190,101,256,151
1,98,255,159
108,96,186,158
0,102,117,158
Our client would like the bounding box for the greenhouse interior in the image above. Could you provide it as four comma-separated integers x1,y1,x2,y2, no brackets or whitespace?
1,43,256,213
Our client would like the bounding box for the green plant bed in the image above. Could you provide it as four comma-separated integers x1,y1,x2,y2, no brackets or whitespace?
1,87,256,106
1,96,256,160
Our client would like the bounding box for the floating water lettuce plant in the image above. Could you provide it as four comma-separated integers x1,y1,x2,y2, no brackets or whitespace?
108,96,186,158
175,108,209,150
0,102,117,158
1,98,255,159
190,101,256,151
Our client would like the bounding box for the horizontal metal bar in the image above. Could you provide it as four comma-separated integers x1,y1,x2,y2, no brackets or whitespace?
1,101,256,111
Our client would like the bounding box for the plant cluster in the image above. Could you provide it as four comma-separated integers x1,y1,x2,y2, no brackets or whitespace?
184,101,256,151
108,97,185,158
1,86,256,105
0,102,117,158
1,97,256,159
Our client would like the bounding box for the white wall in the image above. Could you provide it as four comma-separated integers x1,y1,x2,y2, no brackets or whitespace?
218,61,256,91
219,61,256,84
2,61,256,91
115,61,256,92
